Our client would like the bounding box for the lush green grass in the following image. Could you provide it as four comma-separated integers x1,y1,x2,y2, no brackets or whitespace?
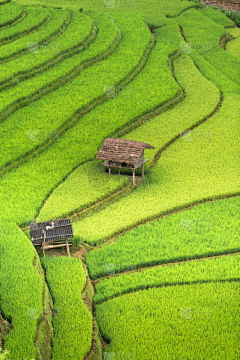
0,2,239,359
203,46,240,87
176,7,226,47
87,196,240,279
41,257,92,360
0,35,178,225
16,0,198,18
0,221,43,360
154,17,183,50
73,92,240,245
191,52,240,94
0,6,49,45
199,7,235,28
0,12,151,168
0,7,67,61
120,55,219,167
226,27,240,60
96,282,240,359
175,8,240,86
38,160,129,221
0,9,93,84
0,2,23,27
94,253,240,303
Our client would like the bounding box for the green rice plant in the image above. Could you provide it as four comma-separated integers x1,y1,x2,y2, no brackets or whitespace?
0,12,112,121
0,2,23,28
175,8,240,86
199,7,235,28
226,27,240,60
0,6,49,45
0,36,178,226
0,221,43,360
96,281,240,359
16,0,199,18
0,7,67,62
38,160,129,221
0,9,93,85
41,257,92,360
72,91,240,245
176,7,226,47
0,12,152,168
191,52,240,94
94,253,240,303
154,17,183,50
203,46,240,87
219,8,240,27
87,196,240,280
120,55,219,167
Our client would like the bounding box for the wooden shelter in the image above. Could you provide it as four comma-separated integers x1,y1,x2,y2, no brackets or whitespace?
30,219,73,257
96,138,154,185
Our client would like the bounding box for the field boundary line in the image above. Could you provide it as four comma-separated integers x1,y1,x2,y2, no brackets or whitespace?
0,10,70,64
90,192,240,248
81,264,103,360
0,22,97,125
95,250,240,284
0,9,52,46
0,19,97,93
150,90,222,166
95,278,240,304
166,3,200,19
0,8,25,30
32,254,53,359
0,0,11,5
0,32,154,180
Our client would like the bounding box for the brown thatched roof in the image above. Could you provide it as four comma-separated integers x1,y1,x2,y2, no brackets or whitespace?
96,138,154,165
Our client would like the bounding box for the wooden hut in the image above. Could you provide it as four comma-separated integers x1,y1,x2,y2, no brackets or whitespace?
96,138,154,185
30,219,73,257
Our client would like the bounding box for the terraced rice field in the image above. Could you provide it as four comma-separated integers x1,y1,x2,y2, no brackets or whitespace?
0,0,239,359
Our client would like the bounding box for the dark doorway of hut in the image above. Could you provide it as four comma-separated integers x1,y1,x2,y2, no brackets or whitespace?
96,138,155,186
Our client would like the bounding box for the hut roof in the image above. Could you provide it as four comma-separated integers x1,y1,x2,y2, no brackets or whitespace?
30,219,73,245
96,138,154,165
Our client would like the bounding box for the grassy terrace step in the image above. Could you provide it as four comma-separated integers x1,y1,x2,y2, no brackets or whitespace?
0,221,46,360
0,33,176,226
199,7,235,27
73,91,239,244
119,55,219,168
71,55,223,244
154,17,184,50
0,2,23,28
41,257,92,360
175,8,240,86
96,282,240,359
17,0,198,17
191,52,240,94
226,27,240,60
37,53,210,223
87,196,240,280
0,14,95,131
0,9,94,90
0,13,152,170
94,253,240,304
0,7,68,63
38,161,129,221
74,84,239,244
0,6,49,46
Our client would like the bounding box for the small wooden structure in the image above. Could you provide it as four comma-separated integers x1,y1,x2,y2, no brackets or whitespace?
96,138,154,186
30,219,73,257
